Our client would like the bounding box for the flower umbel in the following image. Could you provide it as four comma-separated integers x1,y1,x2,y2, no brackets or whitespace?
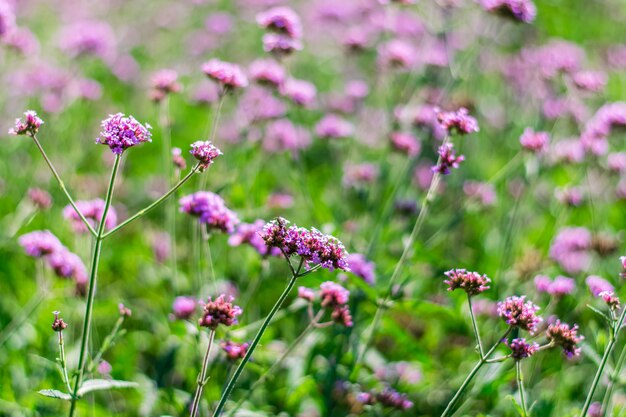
507,338,539,361
546,320,583,358
189,140,222,171
96,113,152,154
497,296,542,333
9,110,44,136
443,269,491,296
199,295,242,330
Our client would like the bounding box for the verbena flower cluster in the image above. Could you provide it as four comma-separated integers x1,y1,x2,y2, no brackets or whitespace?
8,110,44,135
443,269,491,296
507,338,539,361
436,108,479,136
479,0,537,23
189,140,222,171
228,219,281,257
260,217,349,272
256,6,303,55
220,340,249,361
179,191,239,233
546,321,583,358
432,143,465,175
198,294,242,330
96,113,152,154
497,296,542,333
202,59,248,90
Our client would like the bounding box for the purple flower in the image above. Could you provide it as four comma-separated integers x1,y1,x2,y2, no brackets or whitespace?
298,286,315,302
28,188,52,210
378,39,418,70
443,269,491,296
581,102,626,156
280,78,317,107
51,311,68,332
599,291,620,310
256,6,302,39
179,191,239,233
220,340,249,360
96,113,152,154
586,275,614,296
47,249,87,283
345,253,376,284
320,281,350,308
548,276,576,296
390,132,421,157
262,119,311,153
315,114,354,139
0,1,16,40
19,230,63,257
432,143,465,175
58,21,116,61
228,219,281,256
198,294,242,329
588,402,602,417
249,59,286,87
9,110,44,136
172,147,187,170
331,306,353,327
172,296,197,320
463,181,497,206
376,387,414,410
497,296,542,333
343,163,379,188
507,338,539,361
262,33,303,55
572,71,607,93
189,141,222,171
202,59,248,90
549,227,592,274
607,152,626,174
436,108,479,135
63,199,118,234
479,0,537,23
555,187,584,207
546,320,583,357
520,128,550,153
150,69,181,102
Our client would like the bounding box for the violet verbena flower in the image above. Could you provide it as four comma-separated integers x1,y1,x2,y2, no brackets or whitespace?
260,217,350,272
63,199,118,233
172,296,197,320
549,227,592,274
443,269,491,296
535,275,575,296
546,320,583,357
586,275,614,296
96,113,152,154
507,338,539,361
256,6,302,39
315,114,354,139
345,253,376,284
320,281,350,308
189,140,222,171
432,143,465,175
220,340,249,361
150,69,181,102
262,33,303,55
19,230,62,257
332,306,353,327
47,248,88,283
497,295,542,333
0,1,16,40
520,127,550,153
9,110,44,136
279,78,316,107
172,147,187,170
599,291,620,310
436,107,479,135
390,132,421,157
228,219,281,257
479,0,537,23
249,59,286,87
376,387,414,410
202,59,248,90
179,191,239,233
198,294,242,330
298,286,315,302
28,188,52,209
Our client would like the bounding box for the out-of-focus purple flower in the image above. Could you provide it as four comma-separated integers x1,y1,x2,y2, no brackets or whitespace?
262,33,303,55
263,119,311,153
414,163,435,191
472,299,499,317
19,230,62,257
298,286,315,302
280,78,317,107
202,59,248,90
58,21,116,61
390,132,421,157
73,78,102,101
63,199,118,234
555,187,584,207
572,71,607,93
345,80,369,101
436,108,479,135
548,276,576,296
221,340,249,360
607,152,626,174
47,248,87,283
497,295,542,333
546,320,583,357
256,6,302,39
28,188,52,210
507,338,539,361
345,253,376,284
267,192,294,209
534,275,552,293
315,114,354,139
249,59,286,87
192,80,221,105
9,110,44,136
550,139,585,164
549,227,592,274
375,361,422,385
432,143,465,175
96,113,152,154
343,163,379,188
479,0,537,23
172,296,197,320
97,360,112,376
463,181,497,206
378,39,418,70
320,281,350,307
0,1,16,40
150,69,181,102
198,294,242,329
152,232,170,263
172,147,187,170
331,305,353,327
260,218,350,271
4,27,39,55
588,402,602,417
586,275,614,296
376,387,414,410
600,291,620,310
205,12,233,35
229,219,281,256
238,86,286,123
179,191,239,233
581,102,626,156
520,128,549,153
443,269,491,296
189,140,222,171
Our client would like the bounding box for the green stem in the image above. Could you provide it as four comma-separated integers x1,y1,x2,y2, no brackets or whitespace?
58,331,72,394
467,295,484,358
102,164,199,239
68,154,121,417
601,339,626,414
516,361,528,417
190,329,216,417
440,327,511,417
580,307,626,417
30,134,97,237
211,258,304,416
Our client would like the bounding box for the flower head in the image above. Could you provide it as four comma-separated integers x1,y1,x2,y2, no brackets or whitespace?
51,311,68,332
390,132,421,157
28,188,52,210
298,286,315,302
549,227,592,274
520,127,550,153
432,143,465,175
19,230,62,257
331,306,353,327
497,296,542,333
507,338,539,361
189,141,222,171
262,33,303,55
202,59,248,90
46,249,87,283
96,113,152,154
345,253,376,284
586,275,614,296
599,291,620,310
63,199,118,234
279,78,316,107
315,114,354,139
320,281,350,308
249,59,286,87
220,340,249,361
199,294,242,330
256,7,302,39
228,219,281,257
443,269,491,296
9,110,44,136
179,191,239,233
479,0,537,23
376,387,414,410
546,320,583,357
172,147,187,170
150,69,181,102
436,108,479,135
172,296,197,320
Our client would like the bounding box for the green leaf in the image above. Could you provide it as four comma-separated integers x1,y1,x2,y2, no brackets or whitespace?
38,389,72,400
586,304,612,325
77,379,138,396
506,394,525,417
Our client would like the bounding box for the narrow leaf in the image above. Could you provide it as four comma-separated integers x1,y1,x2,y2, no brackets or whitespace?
38,389,72,400
77,379,138,396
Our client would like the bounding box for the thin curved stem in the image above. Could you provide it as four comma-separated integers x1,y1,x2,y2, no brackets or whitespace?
102,164,199,239
190,329,216,417
601,340,626,414
211,258,304,416
516,361,528,417
467,295,484,358
68,154,121,417
30,134,97,237
58,332,72,394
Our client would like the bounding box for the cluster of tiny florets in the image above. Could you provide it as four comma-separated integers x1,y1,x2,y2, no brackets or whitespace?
432,143,465,175
179,191,239,233
443,269,491,296
497,296,542,333
228,219,281,257
320,281,350,308
189,140,222,171
96,113,152,154
202,59,248,90
507,338,539,361
198,294,242,330
599,291,620,310
51,311,68,332
220,340,249,361
63,199,118,233
436,108,479,135
546,320,583,358
479,0,537,23
256,6,303,55
9,110,44,136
